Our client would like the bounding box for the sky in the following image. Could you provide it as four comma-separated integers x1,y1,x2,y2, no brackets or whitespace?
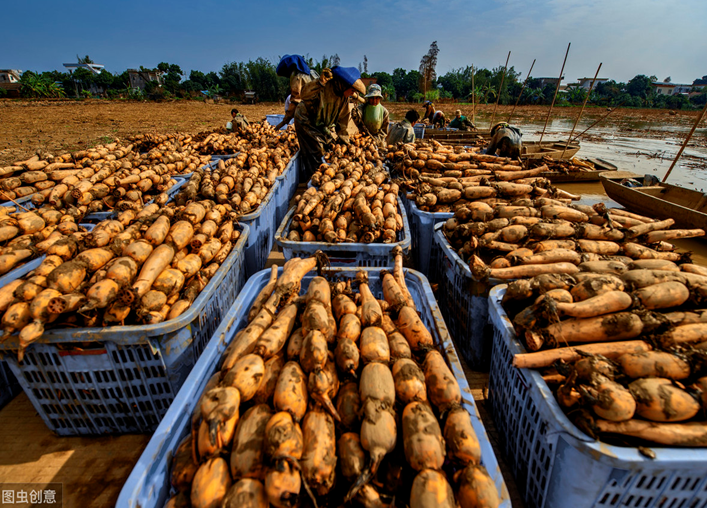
4,0,706,85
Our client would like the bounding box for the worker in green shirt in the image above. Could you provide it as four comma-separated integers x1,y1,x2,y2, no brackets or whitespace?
354,84,390,147
448,109,476,131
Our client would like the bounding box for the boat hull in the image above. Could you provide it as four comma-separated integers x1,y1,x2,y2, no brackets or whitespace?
600,174,707,231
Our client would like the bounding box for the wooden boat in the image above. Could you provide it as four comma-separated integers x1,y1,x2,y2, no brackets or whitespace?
522,141,581,160
540,157,618,183
600,171,707,231
419,128,581,160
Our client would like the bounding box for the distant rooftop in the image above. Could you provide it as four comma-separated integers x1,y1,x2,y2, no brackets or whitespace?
63,63,105,74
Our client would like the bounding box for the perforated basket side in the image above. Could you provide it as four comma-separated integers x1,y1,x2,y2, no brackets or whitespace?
239,181,279,276
487,285,707,508
432,224,499,369
0,225,249,436
0,361,21,410
407,200,452,277
275,196,411,267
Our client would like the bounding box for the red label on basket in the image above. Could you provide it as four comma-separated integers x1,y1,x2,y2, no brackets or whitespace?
58,349,107,357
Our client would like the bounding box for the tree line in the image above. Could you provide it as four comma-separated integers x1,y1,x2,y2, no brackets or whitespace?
5,48,706,110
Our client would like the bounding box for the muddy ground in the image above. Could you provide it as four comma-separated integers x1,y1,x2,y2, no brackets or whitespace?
1,99,703,166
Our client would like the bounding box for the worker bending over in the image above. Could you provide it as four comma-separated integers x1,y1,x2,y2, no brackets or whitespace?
486,122,523,159
275,54,319,130
354,84,389,147
294,66,366,178
227,109,249,132
422,101,445,128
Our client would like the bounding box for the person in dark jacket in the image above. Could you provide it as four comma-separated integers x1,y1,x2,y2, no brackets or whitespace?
294,66,366,178
486,122,523,158
387,109,420,145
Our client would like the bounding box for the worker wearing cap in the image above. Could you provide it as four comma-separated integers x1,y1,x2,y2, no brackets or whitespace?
448,110,476,131
486,122,523,159
422,101,446,128
387,109,420,145
354,84,390,147
275,55,319,131
294,66,366,177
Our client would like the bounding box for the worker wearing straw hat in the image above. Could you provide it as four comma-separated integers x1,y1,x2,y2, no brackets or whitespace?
294,66,366,177
354,84,390,147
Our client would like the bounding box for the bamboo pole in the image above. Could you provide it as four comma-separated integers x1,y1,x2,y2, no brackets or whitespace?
0,192,30,212
508,59,536,124
662,100,707,183
561,62,602,158
471,65,476,126
539,43,571,144
490,51,511,128
570,101,624,142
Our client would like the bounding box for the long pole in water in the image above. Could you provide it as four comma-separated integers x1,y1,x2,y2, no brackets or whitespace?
662,100,707,183
490,51,511,128
508,58,536,124
539,42,571,144
561,62,602,159
570,101,624,142
471,65,476,126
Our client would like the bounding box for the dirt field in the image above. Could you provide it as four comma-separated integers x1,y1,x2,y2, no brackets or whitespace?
1,99,702,166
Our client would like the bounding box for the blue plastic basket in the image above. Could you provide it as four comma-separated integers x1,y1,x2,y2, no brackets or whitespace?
210,154,241,161
117,266,511,508
413,123,425,139
431,223,503,370
0,225,249,436
402,196,453,277
82,176,188,223
0,358,21,410
487,285,707,508
266,114,291,130
274,153,301,227
0,195,36,210
238,181,279,277
275,196,411,267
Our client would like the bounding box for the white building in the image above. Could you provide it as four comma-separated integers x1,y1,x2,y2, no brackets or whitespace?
63,62,107,95
0,70,22,97
651,82,693,96
576,77,609,90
